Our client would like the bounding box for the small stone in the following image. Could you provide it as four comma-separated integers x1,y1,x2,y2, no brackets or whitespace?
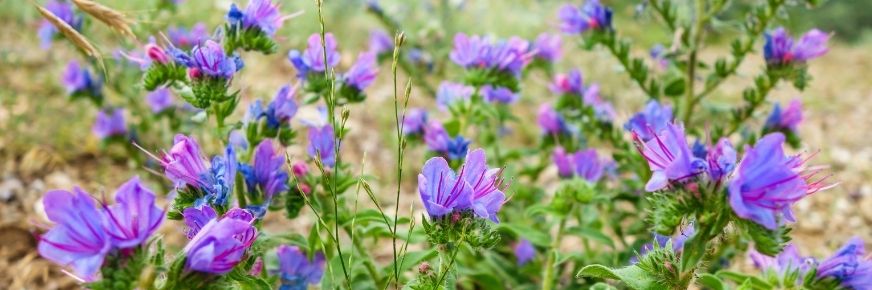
0,177,23,201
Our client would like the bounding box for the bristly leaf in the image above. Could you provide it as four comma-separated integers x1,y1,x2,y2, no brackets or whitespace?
736,218,792,256
576,264,667,290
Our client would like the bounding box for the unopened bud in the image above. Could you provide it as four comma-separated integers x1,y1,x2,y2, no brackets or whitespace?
188,67,202,79
292,161,309,177
418,262,431,274
145,43,170,64
451,211,461,223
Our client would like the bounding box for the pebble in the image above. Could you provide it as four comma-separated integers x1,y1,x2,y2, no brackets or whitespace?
0,177,23,201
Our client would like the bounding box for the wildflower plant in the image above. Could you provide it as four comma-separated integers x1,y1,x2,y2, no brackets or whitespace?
30,0,868,289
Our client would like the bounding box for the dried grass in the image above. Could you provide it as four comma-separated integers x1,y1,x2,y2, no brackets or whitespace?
33,3,100,60
71,0,136,40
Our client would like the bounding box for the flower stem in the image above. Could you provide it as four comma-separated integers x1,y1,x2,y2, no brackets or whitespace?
542,205,572,290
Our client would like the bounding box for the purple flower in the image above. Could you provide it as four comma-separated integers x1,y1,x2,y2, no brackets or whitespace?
635,225,696,263
147,88,175,113
251,85,299,129
289,33,340,74
424,121,470,161
553,147,575,178
241,140,289,200
37,188,111,282
162,134,209,188
558,0,612,34
764,27,830,65
92,108,128,140
229,130,249,151
449,33,530,75
424,121,451,152
436,81,474,110
402,108,428,135
368,29,393,56
532,33,562,62
650,44,669,70
62,61,102,97
181,40,244,79
227,0,288,36
182,205,217,239
633,122,707,192
463,149,506,223
418,155,473,218
624,100,674,141
514,239,535,266
816,237,872,289
159,135,237,206
550,69,584,96
574,149,604,182
728,133,821,230
307,124,336,168
183,209,257,274
765,99,803,132
706,138,736,181
749,244,810,278
538,103,567,135
582,84,616,121
482,85,518,104
276,245,326,289
38,0,83,49
168,23,209,49
344,52,379,91
103,177,164,248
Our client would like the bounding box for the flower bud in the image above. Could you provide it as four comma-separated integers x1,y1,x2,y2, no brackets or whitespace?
145,43,170,64
292,161,309,177
418,262,431,274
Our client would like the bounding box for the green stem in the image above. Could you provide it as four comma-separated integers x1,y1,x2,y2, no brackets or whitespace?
542,206,572,290
693,0,785,102
435,243,461,290
680,0,706,125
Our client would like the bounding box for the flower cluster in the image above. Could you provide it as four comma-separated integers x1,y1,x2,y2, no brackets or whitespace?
558,0,612,34
288,33,340,79
764,27,830,66
92,108,128,141
450,33,532,93
436,81,475,111
551,69,616,122
246,85,299,144
157,135,237,213
226,0,292,53
418,149,506,223
275,245,326,290
38,177,164,281
239,139,289,215
424,121,470,161
750,238,872,289
764,99,804,134
62,61,103,104
552,147,606,182
168,23,209,49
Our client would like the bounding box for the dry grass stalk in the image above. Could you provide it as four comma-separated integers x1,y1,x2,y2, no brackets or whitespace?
33,3,100,59
34,2,106,74
71,0,136,40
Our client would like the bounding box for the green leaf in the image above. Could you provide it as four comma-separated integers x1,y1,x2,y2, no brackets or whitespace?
696,273,726,290
497,223,550,247
663,78,686,97
716,271,773,290
576,264,666,290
